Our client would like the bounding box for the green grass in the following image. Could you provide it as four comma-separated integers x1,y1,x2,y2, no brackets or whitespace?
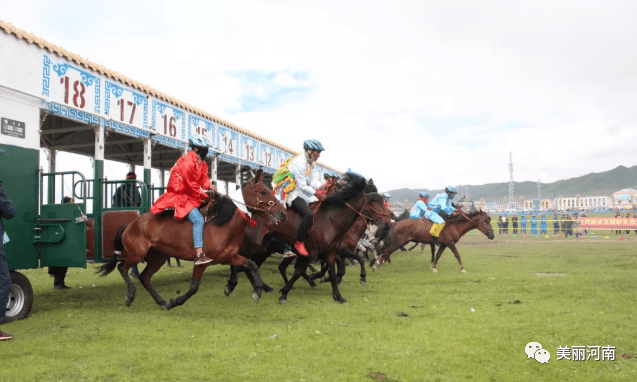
2,237,636,381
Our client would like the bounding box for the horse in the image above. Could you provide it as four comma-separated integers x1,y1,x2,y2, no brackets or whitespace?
268,172,372,303
225,175,386,297
374,209,494,272
299,179,391,286
97,169,286,309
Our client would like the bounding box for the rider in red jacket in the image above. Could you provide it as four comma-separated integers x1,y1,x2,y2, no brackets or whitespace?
150,134,214,265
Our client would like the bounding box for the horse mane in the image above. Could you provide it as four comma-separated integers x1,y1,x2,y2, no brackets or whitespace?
209,194,238,226
365,192,384,204
445,209,485,224
323,172,366,205
364,182,378,194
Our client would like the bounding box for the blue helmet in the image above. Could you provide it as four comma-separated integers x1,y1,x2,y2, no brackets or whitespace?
382,193,391,200
303,139,325,151
445,186,458,194
189,134,210,148
419,191,429,199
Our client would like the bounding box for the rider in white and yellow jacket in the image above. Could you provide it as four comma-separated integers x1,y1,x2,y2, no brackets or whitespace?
272,139,327,256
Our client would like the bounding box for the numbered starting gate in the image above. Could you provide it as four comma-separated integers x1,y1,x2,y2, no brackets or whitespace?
0,20,339,322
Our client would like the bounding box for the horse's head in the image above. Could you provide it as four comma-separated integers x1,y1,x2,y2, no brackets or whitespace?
241,169,286,230
471,209,495,240
364,192,392,226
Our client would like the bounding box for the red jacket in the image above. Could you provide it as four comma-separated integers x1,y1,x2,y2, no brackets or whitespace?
150,150,212,220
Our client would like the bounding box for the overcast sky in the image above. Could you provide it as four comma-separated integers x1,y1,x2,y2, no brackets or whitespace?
2,0,636,192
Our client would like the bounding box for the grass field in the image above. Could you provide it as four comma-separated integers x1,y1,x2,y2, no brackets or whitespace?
2,235,636,382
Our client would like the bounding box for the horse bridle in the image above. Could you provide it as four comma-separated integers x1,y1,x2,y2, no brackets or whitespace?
345,195,391,225
456,209,489,236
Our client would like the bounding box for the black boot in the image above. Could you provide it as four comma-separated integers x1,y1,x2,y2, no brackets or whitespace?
431,236,440,246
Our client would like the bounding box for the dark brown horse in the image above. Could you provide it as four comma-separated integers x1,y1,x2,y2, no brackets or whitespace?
374,210,494,272
97,169,286,309
274,172,370,303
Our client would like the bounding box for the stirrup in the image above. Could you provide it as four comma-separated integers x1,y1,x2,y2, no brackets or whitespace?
194,253,213,266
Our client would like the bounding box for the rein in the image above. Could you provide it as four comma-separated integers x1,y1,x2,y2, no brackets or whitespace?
345,199,390,224
456,209,489,235
202,182,279,224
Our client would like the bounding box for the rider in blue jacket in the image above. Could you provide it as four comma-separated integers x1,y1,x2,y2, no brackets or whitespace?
409,191,430,219
425,186,458,245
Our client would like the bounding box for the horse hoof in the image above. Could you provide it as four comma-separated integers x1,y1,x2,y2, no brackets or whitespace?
360,280,367,286
224,286,231,296
461,269,467,273
279,298,288,305
252,292,260,303
432,268,438,273
339,298,348,304
125,298,132,307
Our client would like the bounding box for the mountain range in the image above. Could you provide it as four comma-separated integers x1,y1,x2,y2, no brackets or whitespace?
383,165,637,204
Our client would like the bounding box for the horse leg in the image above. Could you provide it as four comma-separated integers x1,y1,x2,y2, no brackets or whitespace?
342,248,366,286
164,262,211,310
237,259,265,303
225,265,239,296
309,260,328,283
117,258,138,307
430,244,436,263
431,244,447,272
138,254,169,307
327,257,347,303
278,256,296,286
279,258,310,304
447,243,466,272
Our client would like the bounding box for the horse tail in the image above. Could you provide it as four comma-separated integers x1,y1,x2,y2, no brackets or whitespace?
96,224,128,276
113,224,128,252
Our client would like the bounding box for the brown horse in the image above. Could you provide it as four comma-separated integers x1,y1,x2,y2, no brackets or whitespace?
275,172,371,303
97,169,286,309
374,210,494,272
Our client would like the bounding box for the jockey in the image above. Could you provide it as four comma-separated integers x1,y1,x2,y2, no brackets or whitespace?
425,186,458,245
409,191,430,219
150,134,215,266
382,193,391,209
272,139,327,256
319,172,339,194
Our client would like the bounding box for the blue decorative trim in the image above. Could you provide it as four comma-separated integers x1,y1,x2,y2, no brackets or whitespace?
151,134,186,149
105,120,149,139
218,153,240,165
42,55,51,97
46,102,100,125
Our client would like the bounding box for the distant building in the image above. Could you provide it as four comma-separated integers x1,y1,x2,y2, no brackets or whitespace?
611,189,637,210
553,195,612,211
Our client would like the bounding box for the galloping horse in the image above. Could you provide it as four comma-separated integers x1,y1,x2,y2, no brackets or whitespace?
301,180,391,286
274,172,371,303
374,209,494,272
97,169,286,309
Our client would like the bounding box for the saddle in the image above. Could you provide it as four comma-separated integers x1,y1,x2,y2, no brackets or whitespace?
199,198,217,223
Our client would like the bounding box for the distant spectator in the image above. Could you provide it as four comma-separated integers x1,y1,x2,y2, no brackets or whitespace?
530,215,538,235
497,215,503,234
112,172,142,208
626,213,631,235
615,211,621,235
553,213,559,234
503,215,509,234
540,215,547,234
520,214,527,233
511,215,518,234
